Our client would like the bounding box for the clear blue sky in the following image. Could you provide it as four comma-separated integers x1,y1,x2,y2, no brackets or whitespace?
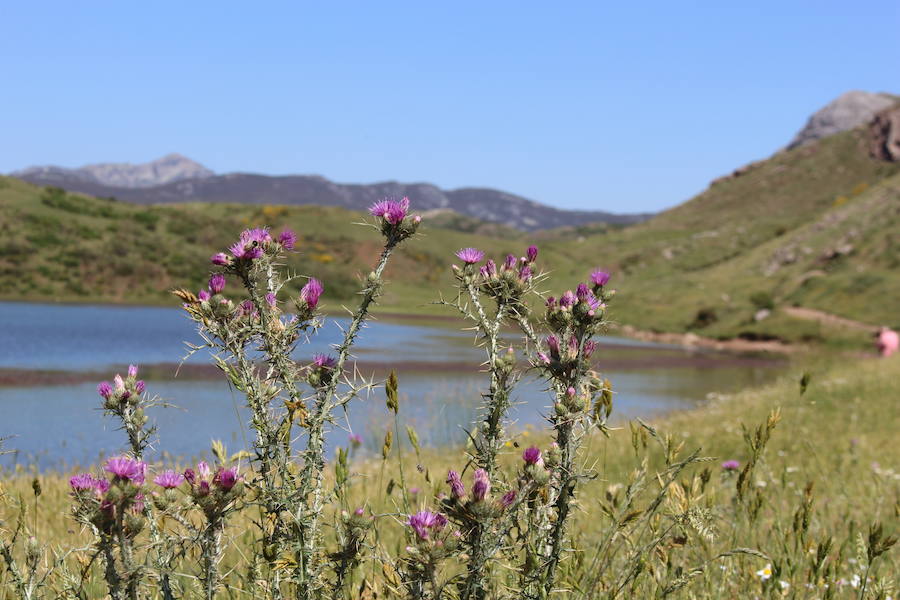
1,1,897,213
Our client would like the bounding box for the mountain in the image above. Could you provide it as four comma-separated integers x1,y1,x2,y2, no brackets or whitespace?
787,90,897,149
12,153,213,188
11,160,650,232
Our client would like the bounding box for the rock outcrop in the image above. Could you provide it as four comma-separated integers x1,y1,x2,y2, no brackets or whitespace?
787,90,897,149
13,153,214,188
868,105,900,162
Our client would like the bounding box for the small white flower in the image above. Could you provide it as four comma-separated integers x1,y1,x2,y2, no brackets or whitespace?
779,580,790,589
850,574,860,589
756,563,772,581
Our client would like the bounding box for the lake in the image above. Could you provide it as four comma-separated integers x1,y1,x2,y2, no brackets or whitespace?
0,302,786,469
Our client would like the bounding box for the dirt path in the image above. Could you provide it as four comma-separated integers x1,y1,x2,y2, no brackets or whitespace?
615,325,801,354
782,306,877,333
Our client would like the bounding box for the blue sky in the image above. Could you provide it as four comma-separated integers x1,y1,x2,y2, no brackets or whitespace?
1,1,897,213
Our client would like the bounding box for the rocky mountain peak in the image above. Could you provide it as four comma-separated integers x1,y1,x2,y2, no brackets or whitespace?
12,154,214,188
787,90,897,149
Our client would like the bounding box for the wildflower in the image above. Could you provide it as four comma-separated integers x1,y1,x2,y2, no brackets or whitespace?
135,380,145,394
447,470,465,499
503,254,517,270
721,460,740,471
349,433,363,447
313,354,337,369
518,264,533,282
198,289,211,301
229,227,271,260
547,335,560,358
499,490,517,508
779,580,790,590
523,446,543,466
583,340,598,358
370,197,410,225
472,469,490,501
756,563,772,581
408,510,446,540
278,229,297,250
197,461,211,480
105,456,146,484
128,364,138,378
559,290,576,308
591,269,610,287
455,247,485,264
211,252,230,266
209,274,226,294
97,381,113,399
849,574,861,589
214,466,240,491
526,245,538,262
183,468,196,485
537,351,551,365
154,470,185,489
300,278,324,309
479,259,497,279
265,292,277,307
70,473,108,494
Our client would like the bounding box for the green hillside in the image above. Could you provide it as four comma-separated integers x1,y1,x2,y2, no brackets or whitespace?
2,120,898,348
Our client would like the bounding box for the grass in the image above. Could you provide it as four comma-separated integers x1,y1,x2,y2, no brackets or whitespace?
2,353,897,598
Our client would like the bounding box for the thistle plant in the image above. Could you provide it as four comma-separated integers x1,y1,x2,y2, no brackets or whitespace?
175,197,420,596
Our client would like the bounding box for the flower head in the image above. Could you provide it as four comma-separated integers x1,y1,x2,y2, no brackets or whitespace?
97,381,113,400
408,510,446,540
756,563,772,581
154,470,185,489
526,245,538,262
721,460,740,471
455,247,485,264
312,353,337,369
70,473,108,494
503,254,517,270
209,274,226,294
472,468,491,501
127,364,138,378
500,490,517,508
198,289,211,301
214,466,240,491
265,292,277,307
104,456,146,484
300,278,324,309
278,229,297,250
591,269,610,287
523,446,543,466
447,470,465,499
370,197,410,225
211,252,230,266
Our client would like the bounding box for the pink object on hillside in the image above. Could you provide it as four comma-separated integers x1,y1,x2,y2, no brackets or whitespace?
876,327,899,357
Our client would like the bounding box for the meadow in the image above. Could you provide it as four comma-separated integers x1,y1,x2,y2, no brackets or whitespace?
0,202,897,599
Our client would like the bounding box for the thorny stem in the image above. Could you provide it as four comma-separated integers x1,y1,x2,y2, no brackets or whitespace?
201,516,224,600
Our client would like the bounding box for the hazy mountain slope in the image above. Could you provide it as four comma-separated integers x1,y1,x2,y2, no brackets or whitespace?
11,163,649,232
12,153,213,188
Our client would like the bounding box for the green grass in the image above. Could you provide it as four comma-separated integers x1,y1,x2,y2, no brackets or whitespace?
2,353,897,597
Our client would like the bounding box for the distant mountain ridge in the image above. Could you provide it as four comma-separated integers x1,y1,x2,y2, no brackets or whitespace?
13,153,213,188
11,157,648,231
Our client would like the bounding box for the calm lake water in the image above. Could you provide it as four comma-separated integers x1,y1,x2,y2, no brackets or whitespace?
0,302,786,469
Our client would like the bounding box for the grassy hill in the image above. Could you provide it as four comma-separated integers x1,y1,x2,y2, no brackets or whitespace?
2,118,899,348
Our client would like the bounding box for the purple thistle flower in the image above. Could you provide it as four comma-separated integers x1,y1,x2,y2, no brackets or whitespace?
479,264,491,278
370,197,410,225
154,470,185,489
211,252,230,266
241,227,272,244
559,291,576,308
518,265,533,282
98,381,113,399
313,353,337,369
128,364,138,378
408,510,445,540
503,254,517,270
546,335,560,358
568,335,578,355
472,468,491,501
590,269,610,287
214,466,240,491
523,446,543,466
455,247,485,264
237,299,258,318
198,289,211,301
566,386,576,397
114,374,125,393
537,351,551,365
721,460,740,471
546,296,556,308
183,468,196,485
349,433,363,446
209,274,226,294
447,470,466,499
300,278,324,309
576,283,591,301
500,490,517,508
265,292,277,307
105,456,146,484
197,461,211,480
70,473,107,494
583,340,598,358
135,380,145,394
278,229,297,250
526,245,539,262
354,507,365,516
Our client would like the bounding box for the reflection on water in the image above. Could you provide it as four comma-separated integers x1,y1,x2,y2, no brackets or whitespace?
0,302,786,469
